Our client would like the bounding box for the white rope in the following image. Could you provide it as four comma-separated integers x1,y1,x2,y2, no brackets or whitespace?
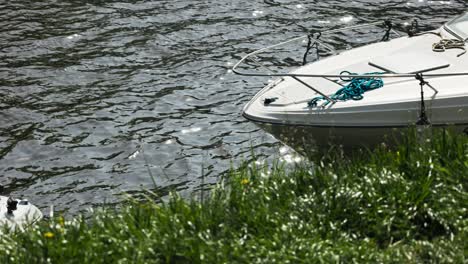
432,39,466,57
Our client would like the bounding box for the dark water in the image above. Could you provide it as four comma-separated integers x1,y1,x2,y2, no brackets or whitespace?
1,0,466,214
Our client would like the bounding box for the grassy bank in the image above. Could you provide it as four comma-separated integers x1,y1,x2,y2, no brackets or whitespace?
0,130,466,263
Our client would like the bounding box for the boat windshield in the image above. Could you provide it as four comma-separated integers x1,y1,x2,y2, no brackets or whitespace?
446,11,468,40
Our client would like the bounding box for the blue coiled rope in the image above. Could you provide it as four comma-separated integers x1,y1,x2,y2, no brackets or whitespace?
308,71,385,108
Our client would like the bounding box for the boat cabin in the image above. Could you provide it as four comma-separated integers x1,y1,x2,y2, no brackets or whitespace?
445,11,468,40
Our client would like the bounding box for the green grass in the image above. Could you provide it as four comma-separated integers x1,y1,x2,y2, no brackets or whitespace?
0,129,466,263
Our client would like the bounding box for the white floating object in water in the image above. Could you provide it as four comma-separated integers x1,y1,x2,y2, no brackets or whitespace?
0,196,43,232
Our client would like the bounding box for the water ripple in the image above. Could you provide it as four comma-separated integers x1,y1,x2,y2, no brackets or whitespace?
0,0,466,214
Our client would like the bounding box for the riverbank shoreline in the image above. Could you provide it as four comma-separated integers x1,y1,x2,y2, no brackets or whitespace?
1,130,466,263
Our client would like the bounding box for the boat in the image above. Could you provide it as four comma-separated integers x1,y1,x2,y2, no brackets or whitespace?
233,12,468,150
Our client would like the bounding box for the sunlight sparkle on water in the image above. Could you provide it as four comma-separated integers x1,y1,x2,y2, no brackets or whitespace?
278,146,303,164
427,0,451,3
66,33,81,40
340,15,353,23
280,154,303,164
181,127,202,134
128,150,140,160
279,146,289,154
252,10,264,17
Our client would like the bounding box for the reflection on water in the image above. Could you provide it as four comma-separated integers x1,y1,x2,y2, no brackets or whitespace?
0,0,466,214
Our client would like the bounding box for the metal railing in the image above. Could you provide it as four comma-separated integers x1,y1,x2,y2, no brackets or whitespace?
232,21,468,103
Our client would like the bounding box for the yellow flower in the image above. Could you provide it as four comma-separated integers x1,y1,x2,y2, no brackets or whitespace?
44,232,54,239
241,179,249,185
